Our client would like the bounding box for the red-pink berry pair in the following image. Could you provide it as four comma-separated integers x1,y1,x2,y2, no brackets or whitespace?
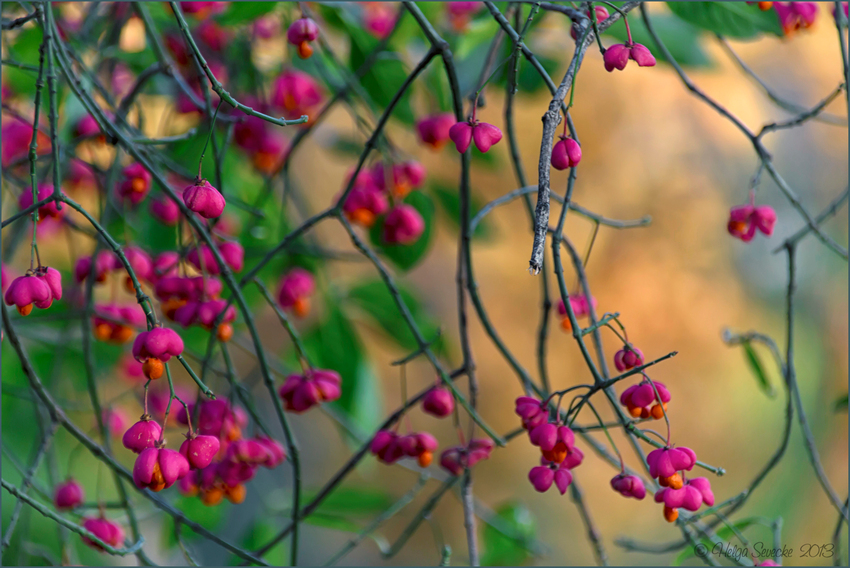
448,119,502,154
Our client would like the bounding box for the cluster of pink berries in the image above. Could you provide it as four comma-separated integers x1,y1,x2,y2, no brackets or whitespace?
647,446,714,522
76,246,155,292
166,7,326,176
92,303,146,344
514,391,712,522
113,161,228,220
371,431,438,467
115,397,285,507
154,274,232,342
370,383,494,475
54,478,127,551
341,161,427,245
515,397,583,494
176,400,285,506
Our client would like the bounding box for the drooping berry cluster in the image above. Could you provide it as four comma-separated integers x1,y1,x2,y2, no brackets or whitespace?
370,380,493,477
515,397,584,495
340,161,427,245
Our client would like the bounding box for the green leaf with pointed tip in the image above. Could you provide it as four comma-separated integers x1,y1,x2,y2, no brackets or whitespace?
430,182,494,240
665,2,782,39
346,279,445,356
835,393,848,412
304,487,395,516
743,341,775,398
304,513,362,533
344,18,416,125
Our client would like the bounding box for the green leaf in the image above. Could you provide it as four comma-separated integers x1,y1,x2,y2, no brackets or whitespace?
456,18,501,60
345,19,416,125
216,2,278,26
481,501,538,566
368,191,435,272
298,305,382,433
6,25,43,66
304,513,362,533
429,182,494,240
665,2,782,39
346,279,444,355
604,14,711,68
743,342,775,398
835,393,848,412
304,487,395,516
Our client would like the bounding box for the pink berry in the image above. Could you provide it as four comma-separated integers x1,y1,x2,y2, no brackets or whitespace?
604,43,656,72
728,203,776,242
610,473,646,500
529,460,573,495
132,447,190,491
116,163,151,206
439,439,494,475
271,69,324,120
122,417,163,454
614,345,644,372
179,434,221,470
277,268,315,317
382,205,425,245
183,179,225,219
551,137,582,170
422,386,455,418
4,274,51,316
416,113,455,150
287,17,319,59
654,477,714,512
81,516,125,551
515,396,548,430
646,446,697,479
54,478,85,510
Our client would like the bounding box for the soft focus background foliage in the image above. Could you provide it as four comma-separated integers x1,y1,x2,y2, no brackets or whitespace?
1,1,847,566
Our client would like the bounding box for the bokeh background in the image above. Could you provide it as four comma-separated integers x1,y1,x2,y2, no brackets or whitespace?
2,2,848,566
